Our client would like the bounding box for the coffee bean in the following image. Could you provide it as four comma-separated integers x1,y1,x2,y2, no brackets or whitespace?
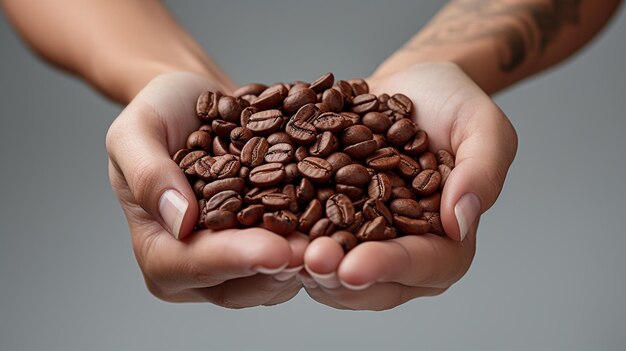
296,178,315,203
309,72,334,93
212,136,229,156
247,109,283,135
390,186,416,200
384,172,406,188
297,157,333,183
348,79,369,95
283,88,317,115
377,93,390,111
172,149,191,164
211,119,237,139
344,211,364,233
286,118,317,144
209,154,240,180
295,146,310,162
194,155,217,180
205,190,243,213
260,83,290,99
322,88,344,112
263,210,298,236
229,127,254,149
251,90,283,110
309,131,338,158
438,164,452,190
193,179,206,199
249,163,286,187
368,173,392,201
236,204,265,226
197,199,207,227
281,183,299,213
240,106,258,127
197,91,222,121
335,184,364,200
298,199,323,233
361,112,392,134
423,212,444,235
340,112,360,126
341,125,373,146
403,130,428,156
418,193,441,212
387,118,418,146
334,80,354,101
179,150,206,170
312,112,345,132
267,131,292,145
351,94,379,114
326,152,352,173
356,216,387,241
265,143,294,164
335,164,370,187
393,215,430,236
262,193,292,211
326,193,355,228
365,147,401,172
389,198,422,219
233,83,268,98
284,163,300,183
202,177,245,199
315,102,330,113
418,152,438,171
397,154,422,179
373,134,387,149
186,130,212,151
343,139,378,159
384,226,397,239
362,198,393,224
316,187,336,205
309,218,335,240
331,231,358,252
204,209,238,230
411,169,441,196
239,166,250,179
387,93,412,116
240,136,269,167
245,187,280,204
218,96,244,123
436,149,455,168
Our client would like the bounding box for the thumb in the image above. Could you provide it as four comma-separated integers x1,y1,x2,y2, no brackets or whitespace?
440,104,517,241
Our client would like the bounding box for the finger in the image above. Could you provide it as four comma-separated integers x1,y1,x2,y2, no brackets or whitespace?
442,103,518,241
272,232,308,282
302,237,345,289
106,73,211,239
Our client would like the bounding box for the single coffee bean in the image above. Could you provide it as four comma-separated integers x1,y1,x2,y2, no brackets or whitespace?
348,79,369,95
212,136,229,156
186,130,212,151
423,212,444,235
228,141,242,156
387,93,412,116
199,124,213,133
286,118,317,144
296,178,315,203
282,183,299,213
194,155,217,180
283,88,317,115
312,112,345,132
196,91,222,121
334,80,354,101
322,88,344,112
240,94,256,106
345,211,364,233
247,109,283,135
292,103,319,122
309,218,335,240
298,199,323,233
341,125,373,146
197,199,207,228
233,83,267,98
245,187,280,204
384,172,406,188
284,163,300,183
393,215,430,236
265,143,294,164
297,157,333,183
362,198,393,224
384,226,397,239
361,112,392,134
418,152,438,171
390,186,416,200
289,84,310,95
326,193,355,228
210,155,241,180
389,198,422,219
262,193,292,211
368,173,392,201
205,190,243,213
316,187,336,205
202,177,245,199
335,184,364,200
352,196,368,210
295,146,310,162
377,93,390,112
436,149,455,168
230,127,254,148
356,216,387,241
411,169,441,196
211,119,237,139
387,118,418,146
343,139,378,159
418,193,441,212
309,131,338,158
218,96,244,123
193,179,206,199
335,164,370,187
204,209,238,230
251,90,283,110
351,94,379,114
240,106,258,127
372,134,387,149
365,147,401,172
315,102,330,113
267,131,293,145
260,83,290,99
236,204,265,226
403,130,428,156
438,164,452,190
331,231,358,252
263,210,298,236
240,136,269,167
172,149,191,164
397,154,422,179
309,72,335,93
340,112,360,126
326,152,352,173
239,166,250,179
249,163,286,187
179,150,206,169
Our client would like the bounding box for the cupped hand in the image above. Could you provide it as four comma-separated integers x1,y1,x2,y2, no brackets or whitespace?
301,62,518,310
105,72,306,307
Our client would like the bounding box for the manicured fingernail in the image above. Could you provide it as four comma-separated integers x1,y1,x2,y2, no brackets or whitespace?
273,265,303,282
305,266,341,289
340,279,373,291
298,274,318,289
454,193,481,241
254,262,289,275
158,190,188,239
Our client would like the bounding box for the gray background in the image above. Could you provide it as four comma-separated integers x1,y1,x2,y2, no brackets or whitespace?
1,1,625,350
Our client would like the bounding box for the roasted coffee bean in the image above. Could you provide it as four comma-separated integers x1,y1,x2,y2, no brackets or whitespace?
352,196,368,210
251,90,283,110
326,193,355,228
265,143,294,164
384,172,406,188
197,199,207,228
438,164,452,190
247,109,283,135
436,149,455,168
230,127,254,148
233,83,267,98
404,130,429,156
286,118,317,144
384,226,397,239
356,216,387,241
199,124,213,133
411,169,441,196
334,80,354,101
335,184,364,200
212,136,229,156
193,179,206,199
397,154,421,179
309,72,334,93
418,152,438,171
228,142,242,156
289,84,310,95
341,112,360,126
322,88,344,112
245,187,280,204
351,94,379,114
377,93,390,111
249,163,286,187
362,198,393,224
186,130,212,151
240,106,258,127
326,152,352,173
267,131,292,145
260,83,289,99
315,102,330,113
296,178,315,203
211,119,237,139
331,231,358,252
240,136,269,167
372,134,387,149
418,193,441,212
345,211,364,233
309,218,335,240
309,131,338,158
316,187,336,205
204,210,238,230
210,155,241,180
390,186,416,200
236,204,265,226
262,193,292,211
387,93,412,116
295,146,310,162
298,199,323,233
263,210,298,236
368,173,392,201
238,166,250,179
362,112,392,134
393,215,430,236
240,94,256,105
282,183,299,213
335,164,370,187
312,112,345,132
343,139,378,159
387,118,418,146
389,198,422,219
366,147,401,172
283,88,317,115
205,190,243,213
194,155,217,180
218,96,244,123
172,149,191,164
284,163,300,183
196,91,222,121
341,125,372,146
179,150,206,169
202,177,245,199
298,157,333,183
423,212,444,235
348,79,369,95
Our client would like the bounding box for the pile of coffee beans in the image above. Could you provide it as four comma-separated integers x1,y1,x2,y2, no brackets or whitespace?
172,73,455,252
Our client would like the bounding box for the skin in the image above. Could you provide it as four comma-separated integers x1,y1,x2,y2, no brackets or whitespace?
2,0,621,309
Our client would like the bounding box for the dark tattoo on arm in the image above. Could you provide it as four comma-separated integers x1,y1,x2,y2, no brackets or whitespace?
408,0,582,71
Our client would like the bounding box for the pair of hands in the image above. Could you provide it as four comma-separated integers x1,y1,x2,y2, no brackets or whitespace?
105,62,517,310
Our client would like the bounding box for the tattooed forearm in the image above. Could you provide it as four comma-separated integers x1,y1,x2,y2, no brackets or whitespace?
408,0,582,71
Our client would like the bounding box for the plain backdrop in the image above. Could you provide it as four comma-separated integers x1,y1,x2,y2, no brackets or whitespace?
1,1,625,350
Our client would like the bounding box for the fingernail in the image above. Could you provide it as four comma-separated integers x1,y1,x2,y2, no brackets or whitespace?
454,193,481,242
305,266,341,289
298,274,318,289
340,279,373,291
273,265,303,282
158,190,188,239
254,262,289,275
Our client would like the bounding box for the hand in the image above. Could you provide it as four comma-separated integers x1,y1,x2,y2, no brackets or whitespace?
105,72,306,307
300,62,517,310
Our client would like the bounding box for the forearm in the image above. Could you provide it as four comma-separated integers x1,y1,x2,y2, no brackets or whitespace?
2,0,234,103
374,0,622,94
